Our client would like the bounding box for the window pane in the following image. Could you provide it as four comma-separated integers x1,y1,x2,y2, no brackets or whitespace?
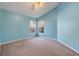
38,20,44,33
30,20,35,33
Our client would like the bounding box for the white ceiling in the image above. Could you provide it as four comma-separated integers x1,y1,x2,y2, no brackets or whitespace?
0,2,59,18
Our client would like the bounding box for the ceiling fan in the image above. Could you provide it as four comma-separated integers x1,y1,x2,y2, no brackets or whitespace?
31,2,46,10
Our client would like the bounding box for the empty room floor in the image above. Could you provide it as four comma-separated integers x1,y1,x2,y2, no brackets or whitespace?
1,37,79,56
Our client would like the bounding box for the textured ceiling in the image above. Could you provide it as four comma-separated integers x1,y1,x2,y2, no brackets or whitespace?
0,2,59,18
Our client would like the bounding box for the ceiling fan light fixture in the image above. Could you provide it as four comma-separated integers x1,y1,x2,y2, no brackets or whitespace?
34,2,44,8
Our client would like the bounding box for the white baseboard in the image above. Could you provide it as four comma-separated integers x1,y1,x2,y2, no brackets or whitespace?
39,34,57,40
43,36,57,40
1,34,79,54
58,40,79,54
0,34,55,45
0,34,34,45
42,36,79,54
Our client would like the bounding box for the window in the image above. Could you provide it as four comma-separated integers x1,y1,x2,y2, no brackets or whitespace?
30,20,44,33
38,20,44,33
30,20,35,33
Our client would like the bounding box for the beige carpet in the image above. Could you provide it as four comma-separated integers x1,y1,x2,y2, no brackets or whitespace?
1,37,79,56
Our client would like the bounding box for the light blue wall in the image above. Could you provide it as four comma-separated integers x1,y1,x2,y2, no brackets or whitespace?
0,10,2,44
1,10,33,44
38,8,57,39
58,2,79,51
